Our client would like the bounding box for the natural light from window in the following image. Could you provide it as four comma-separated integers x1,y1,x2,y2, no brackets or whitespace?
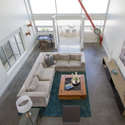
56,0,81,13
30,0,109,14
82,0,109,13
30,0,56,14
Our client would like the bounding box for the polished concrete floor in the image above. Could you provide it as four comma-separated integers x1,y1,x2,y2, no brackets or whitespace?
58,36,80,52
0,46,40,125
0,43,125,125
39,44,125,125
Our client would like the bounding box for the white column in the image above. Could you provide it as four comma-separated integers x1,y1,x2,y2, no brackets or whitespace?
52,17,59,49
80,17,85,51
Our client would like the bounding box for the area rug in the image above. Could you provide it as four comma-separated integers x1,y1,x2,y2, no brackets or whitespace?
40,71,91,117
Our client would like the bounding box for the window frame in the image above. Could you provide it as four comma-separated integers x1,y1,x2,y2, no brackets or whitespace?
0,28,25,71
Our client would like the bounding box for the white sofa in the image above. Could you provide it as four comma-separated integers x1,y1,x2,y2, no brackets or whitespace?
17,54,55,107
53,52,85,72
17,52,85,107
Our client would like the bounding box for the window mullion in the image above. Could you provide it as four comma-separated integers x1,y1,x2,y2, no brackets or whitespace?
14,35,21,56
8,40,16,61
19,32,25,50
1,46,11,67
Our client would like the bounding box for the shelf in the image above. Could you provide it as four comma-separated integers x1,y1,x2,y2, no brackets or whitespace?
103,57,125,116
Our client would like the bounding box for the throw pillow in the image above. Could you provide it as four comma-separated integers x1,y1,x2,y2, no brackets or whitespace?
44,54,54,67
42,60,47,68
35,68,49,81
39,63,43,69
58,54,70,61
26,77,39,92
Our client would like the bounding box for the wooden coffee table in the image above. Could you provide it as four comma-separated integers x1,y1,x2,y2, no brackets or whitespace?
58,75,87,100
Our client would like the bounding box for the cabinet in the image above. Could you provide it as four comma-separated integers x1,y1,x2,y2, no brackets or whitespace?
103,57,125,116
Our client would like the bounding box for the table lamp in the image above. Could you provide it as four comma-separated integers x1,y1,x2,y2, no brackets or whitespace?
16,95,33,125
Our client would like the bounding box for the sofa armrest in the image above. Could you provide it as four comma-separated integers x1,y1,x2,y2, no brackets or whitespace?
19,91,50,107
19,91,49,97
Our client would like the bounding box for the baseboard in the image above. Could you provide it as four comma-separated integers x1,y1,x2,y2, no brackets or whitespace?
102,42,110,57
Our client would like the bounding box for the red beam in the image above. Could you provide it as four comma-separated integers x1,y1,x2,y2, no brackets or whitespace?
78,0,103,44
78,0,96,29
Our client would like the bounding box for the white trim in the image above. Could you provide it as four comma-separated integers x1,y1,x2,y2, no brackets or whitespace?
102,0,111,34
32,13,106,20
0,28,23,46
26,0,37,33
81,17,85,50
0,40,38,97
102,41,111,58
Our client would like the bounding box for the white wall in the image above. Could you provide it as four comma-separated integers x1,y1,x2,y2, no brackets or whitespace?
0,0,28,41
0,0,37,96
103,0,125,77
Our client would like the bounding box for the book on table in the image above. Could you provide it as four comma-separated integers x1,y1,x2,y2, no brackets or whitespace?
65,83,74,90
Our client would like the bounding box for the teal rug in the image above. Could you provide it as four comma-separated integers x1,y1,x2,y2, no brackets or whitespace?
40,71,91,117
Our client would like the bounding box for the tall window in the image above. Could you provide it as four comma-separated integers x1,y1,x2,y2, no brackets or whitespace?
30,0,56,14
0,31,25,71
29,0,109,14
82,0,109,14
56,0,81,14
84,20,104,32
35,20,53,32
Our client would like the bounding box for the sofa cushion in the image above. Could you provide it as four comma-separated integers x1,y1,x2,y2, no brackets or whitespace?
36,81,51,92
56,60,69,67
36,67,55,81
69,60,81,67
26,77,39,92
42,59,48,68
54,54,70,61
38,80,51,85
70,54,81,61
53,54,60,60
60,54,70,60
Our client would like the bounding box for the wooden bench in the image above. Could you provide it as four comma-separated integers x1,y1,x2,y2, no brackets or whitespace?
102,57,125,116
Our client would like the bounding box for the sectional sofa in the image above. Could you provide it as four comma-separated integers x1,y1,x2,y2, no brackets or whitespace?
17,52,85,107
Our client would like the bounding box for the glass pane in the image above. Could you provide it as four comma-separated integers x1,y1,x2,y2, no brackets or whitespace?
37,27,53,32
9,36,20,60
57,20,81,49
84,26,93,32
35,20,53,32
30,0,56,14
56,0,81,14
57,20,81,26
84,20,104,32
57,20,81,36
15,33,24,54
35,20,53,26
82,0,109,14
85,20,104,26
0,47,10,71
3,42,16,66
